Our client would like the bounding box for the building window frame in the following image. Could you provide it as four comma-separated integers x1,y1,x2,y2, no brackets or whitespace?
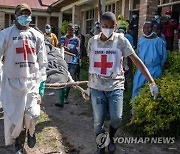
105,3,116,13
85,9,95,34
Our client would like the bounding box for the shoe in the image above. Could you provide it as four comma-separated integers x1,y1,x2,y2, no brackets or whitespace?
126,120,134,126
15,130,26,153
55,103,64,108
64,87,70,104
27,131,36,148
55,89,64,107
95,147,105,154
108,142,116,154
64,97,69,104
108,125,117,154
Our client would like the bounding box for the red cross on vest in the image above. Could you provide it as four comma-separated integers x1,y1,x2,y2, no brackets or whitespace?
16,40,35,60
94,55,113,75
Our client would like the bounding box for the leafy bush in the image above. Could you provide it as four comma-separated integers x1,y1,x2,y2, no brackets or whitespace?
163,50,180,74
61,20,69,35
131,50,180,137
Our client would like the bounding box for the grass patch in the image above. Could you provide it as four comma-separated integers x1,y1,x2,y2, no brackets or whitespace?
37,111,51,124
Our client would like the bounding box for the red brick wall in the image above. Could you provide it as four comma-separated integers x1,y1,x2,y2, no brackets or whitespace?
138,0,158,37
38,16,47,33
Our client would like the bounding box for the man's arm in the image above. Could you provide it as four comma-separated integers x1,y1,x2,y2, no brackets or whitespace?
129,53,159,99
37,36,48,82
129,53,155,84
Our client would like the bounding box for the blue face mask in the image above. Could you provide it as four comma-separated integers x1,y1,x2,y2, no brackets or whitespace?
45,28,51,33
17,15,32,26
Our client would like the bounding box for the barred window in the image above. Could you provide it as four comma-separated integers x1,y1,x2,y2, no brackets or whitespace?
85,9,94,34
105,3,115,13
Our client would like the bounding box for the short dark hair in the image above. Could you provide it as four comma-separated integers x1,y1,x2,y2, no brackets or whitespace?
67,23,75,29
143,21,154,28
101,12,116,22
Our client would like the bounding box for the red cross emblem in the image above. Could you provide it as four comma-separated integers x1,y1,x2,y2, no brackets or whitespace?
94,55,113,75
16,40,35,60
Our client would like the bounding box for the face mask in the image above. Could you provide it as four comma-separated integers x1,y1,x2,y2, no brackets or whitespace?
155,15,159,19
95,24,100,28
166,15,171,19
143,32,155,38
17,15,32,26
101,28,114,38
45,28,51,33
132,15,137,18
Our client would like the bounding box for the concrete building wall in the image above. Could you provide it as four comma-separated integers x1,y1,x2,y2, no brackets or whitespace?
124,0,130,20
38,16,47,33
73,5,82,26
50,16,59,36
5,14,10,28
116,0,122,18
0,11,5,29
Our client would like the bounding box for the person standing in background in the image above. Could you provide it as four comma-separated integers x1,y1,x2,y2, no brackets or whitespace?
129,12,139,48
56,24,80,107
90,21,101,36
161,10,178,51
44,24,59,47
127,21,167,126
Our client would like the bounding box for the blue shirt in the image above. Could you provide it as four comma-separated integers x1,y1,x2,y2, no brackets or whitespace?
125,33,134,47
60,35,80,64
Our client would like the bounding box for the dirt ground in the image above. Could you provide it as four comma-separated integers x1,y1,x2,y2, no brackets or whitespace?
0,88,180,154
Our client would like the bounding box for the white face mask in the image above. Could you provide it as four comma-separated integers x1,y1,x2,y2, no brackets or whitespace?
155,15,159,19
132,15,137,18
166,15,171,19
101,28,114,38
143,32,155,38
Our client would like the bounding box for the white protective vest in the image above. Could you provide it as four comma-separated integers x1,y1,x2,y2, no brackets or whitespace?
1,26,42,79
89,34,123,78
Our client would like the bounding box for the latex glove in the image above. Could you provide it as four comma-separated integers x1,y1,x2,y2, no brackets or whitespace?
149,83,159,100
37,94,42,105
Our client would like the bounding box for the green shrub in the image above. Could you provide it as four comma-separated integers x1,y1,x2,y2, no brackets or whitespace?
164,50,180,74
130,50,180,137
61,20,69,35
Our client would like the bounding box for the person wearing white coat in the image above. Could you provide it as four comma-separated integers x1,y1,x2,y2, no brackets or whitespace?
0,4,47,153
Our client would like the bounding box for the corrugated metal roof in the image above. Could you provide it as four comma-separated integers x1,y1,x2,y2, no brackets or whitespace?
0,0,57,10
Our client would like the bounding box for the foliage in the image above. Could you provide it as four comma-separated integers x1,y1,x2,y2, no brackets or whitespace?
130,50,180,137
61,20,69,35
163,50,180,74
81,57,89,70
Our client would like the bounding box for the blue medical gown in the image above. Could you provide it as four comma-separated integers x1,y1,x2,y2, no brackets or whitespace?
132,37,167,100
